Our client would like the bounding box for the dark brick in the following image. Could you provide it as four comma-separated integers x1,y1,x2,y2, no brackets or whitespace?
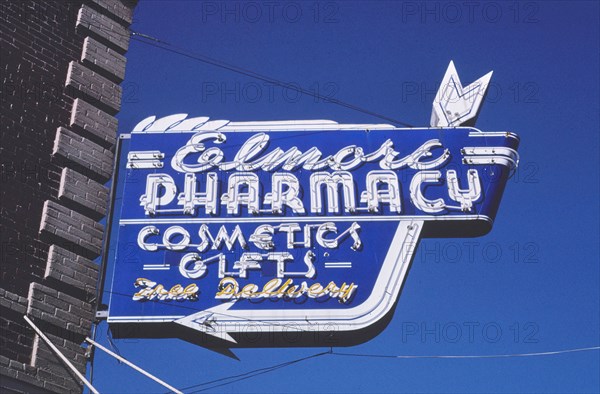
27,283,93,337
90,0,135,25
81,36,126,82
65,61,122,113
31,332,86,375
76,4,130,53
52,126,114,182
70,98,118,148
45,245,99,298
58,167,109,219
39,200,104,257
0,288,28,315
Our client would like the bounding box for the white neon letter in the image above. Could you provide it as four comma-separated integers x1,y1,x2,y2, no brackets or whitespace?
221,172,261,215
360,170,401,213
139,174,177,215
230,253,263,278
446,169,482,211
178,172,219,215
162,226,190,251
171,131,225,173
278,223,302,248
264,172,305,214
382,140,450,170
310,171,356,214
249,224,275,250
137,226,159,251
409,171,446,213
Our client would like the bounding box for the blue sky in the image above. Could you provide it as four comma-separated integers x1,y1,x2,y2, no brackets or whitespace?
89,1,599,393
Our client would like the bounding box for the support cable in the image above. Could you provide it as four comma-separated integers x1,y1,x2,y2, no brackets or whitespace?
85,23,416,127
23,316,100,394
331,346,600,359
175,345,600,393
129,31,414,127
86,337,183,394
181,351,329,393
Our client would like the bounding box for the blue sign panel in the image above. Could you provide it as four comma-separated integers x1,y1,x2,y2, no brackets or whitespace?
107,116,519,346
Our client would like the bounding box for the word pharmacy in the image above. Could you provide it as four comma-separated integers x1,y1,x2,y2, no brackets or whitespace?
138,131,483,216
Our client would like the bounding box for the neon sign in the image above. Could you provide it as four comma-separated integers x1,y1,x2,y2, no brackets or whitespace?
107,114,519,346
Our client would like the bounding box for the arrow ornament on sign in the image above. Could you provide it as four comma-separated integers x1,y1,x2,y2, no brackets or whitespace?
431,61,493,127
173,221,423,343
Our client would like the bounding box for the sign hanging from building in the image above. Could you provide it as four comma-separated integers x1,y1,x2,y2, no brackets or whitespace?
106,62,520,347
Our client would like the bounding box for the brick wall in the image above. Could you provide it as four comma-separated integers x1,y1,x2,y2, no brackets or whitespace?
1,1,137,392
